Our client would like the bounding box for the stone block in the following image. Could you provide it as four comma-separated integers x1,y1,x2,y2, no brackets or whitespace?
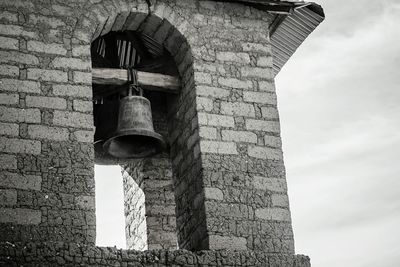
28,125,69,141
0,154,17,169
248,146,283,160
259,81,275,92
0,137,41,154
194,72,212,85
216,51,250,64
198,113,235,128
0,11,18,22
255,208,291,222
73,100,92,112
200,140,238,155
0,79,41,93
73,71,92,84
0,189,17,206
29,14,65,28
27,41,67,55
261,107,279,119
221,130,257,143
241,66,274,79
0,24,37,39
0,36,18,50
243,91,276,104
208,235,247,250
0,64,19,77
52,57,91,70
218,77,252,89
253,176,287,192
27,68,68,82
72,45,91,57
76,196,95,210
26,95,67,110
245,119,280,133
220,102,255,117
271,194,289,207
199,126,217,140
74,130,93,143
0,122,19,136
0,208,41,224
0,171,41,190
264,135,282,148
0,93,18,105
53,84,92,98
204,187,224,200
196,97,213,111
257,56,273,67
242,42,271,54
0,51,39,65
196,85,230,99
0,106,41,123
53,110,93,129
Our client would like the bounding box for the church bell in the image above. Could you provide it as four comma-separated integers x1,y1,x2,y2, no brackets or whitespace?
103,89,166,159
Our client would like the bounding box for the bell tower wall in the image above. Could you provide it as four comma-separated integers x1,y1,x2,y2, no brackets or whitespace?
0,0,315,266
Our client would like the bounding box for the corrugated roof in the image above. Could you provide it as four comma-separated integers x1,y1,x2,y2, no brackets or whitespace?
270,3,324,75
219,0,325,76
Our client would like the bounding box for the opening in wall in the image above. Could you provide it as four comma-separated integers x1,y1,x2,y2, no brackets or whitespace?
94,165,126,248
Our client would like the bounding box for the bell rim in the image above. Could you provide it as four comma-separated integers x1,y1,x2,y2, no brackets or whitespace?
103,129,166,159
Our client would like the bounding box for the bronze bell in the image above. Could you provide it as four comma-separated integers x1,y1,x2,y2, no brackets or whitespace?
103,93,166,158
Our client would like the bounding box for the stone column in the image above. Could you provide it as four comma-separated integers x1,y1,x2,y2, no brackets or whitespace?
122,155,177,250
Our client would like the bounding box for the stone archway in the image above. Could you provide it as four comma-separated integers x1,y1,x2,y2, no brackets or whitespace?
80,3,203,250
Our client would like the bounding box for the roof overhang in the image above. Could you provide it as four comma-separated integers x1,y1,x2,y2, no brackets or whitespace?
215,0,325,76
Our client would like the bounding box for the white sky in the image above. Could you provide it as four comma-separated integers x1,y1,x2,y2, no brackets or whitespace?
95,1,400,265
276,0,400,266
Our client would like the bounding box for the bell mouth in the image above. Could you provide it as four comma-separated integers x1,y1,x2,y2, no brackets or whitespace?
103,129,166,158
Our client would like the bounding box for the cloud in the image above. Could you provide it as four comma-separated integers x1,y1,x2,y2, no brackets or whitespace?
276,1,400,266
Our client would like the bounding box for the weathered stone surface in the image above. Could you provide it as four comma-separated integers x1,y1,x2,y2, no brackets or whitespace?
220,102,255,117
0,106,41,123
27,41,67,55
53,84,92,98
0,36,18,50
53,110,93,129
208,235,247,250
26,95,67,110
248,146,283,160
0,93,18,105
197,85,230,99
0,137,41,154
0,242,311,266
0,51,39,65
0,172,42,190
245,119,280,133
28,125,69,141
255,208,291,221
0,189,17,206
200,140,238,155
0,154,17,169
0,64,19,77
198,113,235,128
0,208,41,224
253,176,287,192
0,79,41,93
221,130,257,143
27,68,68,82
204,187,224,200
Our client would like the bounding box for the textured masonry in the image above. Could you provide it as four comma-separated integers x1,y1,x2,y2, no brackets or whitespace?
0,0,312,266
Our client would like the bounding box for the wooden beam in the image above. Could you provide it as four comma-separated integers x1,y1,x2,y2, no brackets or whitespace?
92,68,180,93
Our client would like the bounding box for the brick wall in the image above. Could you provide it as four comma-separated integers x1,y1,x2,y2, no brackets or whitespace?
0,0,308,265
